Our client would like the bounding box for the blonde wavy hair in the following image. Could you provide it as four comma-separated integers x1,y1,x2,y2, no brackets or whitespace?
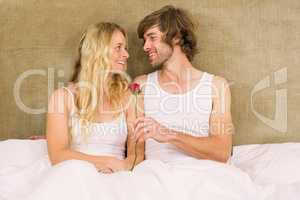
70,22,129,137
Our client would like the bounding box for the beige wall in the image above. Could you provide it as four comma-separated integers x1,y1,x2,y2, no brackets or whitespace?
0,0,299,145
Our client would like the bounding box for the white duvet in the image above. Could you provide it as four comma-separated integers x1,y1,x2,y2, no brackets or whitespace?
0,140,299,200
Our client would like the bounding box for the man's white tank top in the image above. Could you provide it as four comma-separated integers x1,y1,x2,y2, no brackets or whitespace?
144,70,214,162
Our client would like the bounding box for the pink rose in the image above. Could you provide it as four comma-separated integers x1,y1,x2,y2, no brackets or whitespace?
129,83,141,94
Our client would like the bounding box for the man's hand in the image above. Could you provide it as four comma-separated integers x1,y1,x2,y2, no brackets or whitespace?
134,117,173,143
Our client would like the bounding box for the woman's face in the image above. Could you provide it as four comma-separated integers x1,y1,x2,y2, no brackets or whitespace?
109,30,129,72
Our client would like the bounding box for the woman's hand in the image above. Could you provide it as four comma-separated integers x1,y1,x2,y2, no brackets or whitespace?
94,159,113,173
94,157,128,173
107,157,128,172
100,169,113,174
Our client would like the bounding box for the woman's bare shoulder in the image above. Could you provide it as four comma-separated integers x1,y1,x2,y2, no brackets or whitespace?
48,83,77,114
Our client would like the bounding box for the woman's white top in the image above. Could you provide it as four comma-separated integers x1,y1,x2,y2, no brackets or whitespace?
62,87,128,160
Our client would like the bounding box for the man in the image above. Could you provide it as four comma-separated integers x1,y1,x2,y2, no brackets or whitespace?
133,5,234,164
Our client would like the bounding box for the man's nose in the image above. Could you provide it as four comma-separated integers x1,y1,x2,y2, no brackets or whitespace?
143,40,150,52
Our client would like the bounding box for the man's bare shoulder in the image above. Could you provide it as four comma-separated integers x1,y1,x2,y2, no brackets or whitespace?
212,75,230,90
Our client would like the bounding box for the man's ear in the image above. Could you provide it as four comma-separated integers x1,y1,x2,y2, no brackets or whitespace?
172,35,181,46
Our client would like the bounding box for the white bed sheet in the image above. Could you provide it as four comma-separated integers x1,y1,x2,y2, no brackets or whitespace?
0,139,299,200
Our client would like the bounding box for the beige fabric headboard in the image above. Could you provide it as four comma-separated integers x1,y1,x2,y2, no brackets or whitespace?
0,0,299,145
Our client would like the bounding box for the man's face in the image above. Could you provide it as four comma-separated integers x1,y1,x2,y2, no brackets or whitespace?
143,26,173,67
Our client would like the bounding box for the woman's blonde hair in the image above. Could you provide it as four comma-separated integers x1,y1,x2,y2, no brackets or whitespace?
70,22,129,137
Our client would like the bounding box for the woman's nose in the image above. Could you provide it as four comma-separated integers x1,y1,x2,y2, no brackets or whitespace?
123,49,129,59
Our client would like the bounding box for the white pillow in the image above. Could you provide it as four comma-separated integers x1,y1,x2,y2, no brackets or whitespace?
231,143,300,185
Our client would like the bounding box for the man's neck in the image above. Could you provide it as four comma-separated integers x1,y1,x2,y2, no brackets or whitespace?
160,46,198,81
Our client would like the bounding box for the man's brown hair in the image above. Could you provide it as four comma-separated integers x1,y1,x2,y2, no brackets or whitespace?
137,5,198,61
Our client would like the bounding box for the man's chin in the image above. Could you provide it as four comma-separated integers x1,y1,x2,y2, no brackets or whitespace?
150,59,165,69
150,62,161,68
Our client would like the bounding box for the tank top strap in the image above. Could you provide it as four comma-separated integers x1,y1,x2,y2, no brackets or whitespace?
147,71,158,84
116,104,127,135
201,72,214,83
61,86,76,116
192,72,214,92
144,71,159,97
119,104,125,121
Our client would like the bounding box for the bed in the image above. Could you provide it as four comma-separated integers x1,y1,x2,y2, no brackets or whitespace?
0,139,299,200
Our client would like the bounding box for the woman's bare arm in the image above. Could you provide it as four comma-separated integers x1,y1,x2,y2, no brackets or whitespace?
46,88,123,172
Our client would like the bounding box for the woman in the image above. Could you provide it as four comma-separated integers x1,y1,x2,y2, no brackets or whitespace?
0,22,146,200
46,22,140,173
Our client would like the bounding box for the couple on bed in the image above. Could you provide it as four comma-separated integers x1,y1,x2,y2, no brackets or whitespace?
22,5,260,200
